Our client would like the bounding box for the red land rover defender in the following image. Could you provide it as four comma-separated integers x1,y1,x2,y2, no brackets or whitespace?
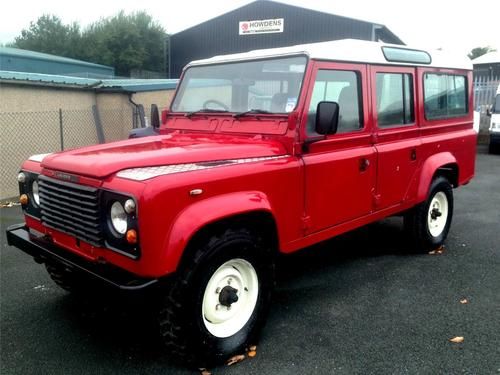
7,39,476,364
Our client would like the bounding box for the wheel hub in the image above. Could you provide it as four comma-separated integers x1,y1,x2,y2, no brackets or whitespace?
427,191,449,237
430,207,442,220
201,258,259,338
219,285,239,307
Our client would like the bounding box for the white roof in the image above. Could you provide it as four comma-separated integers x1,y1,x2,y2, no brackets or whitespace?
472,51,500,65
189,39,472,70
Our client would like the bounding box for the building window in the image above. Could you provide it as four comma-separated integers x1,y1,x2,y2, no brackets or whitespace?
307,70,363,135
376,73,414,127
424,74,467,120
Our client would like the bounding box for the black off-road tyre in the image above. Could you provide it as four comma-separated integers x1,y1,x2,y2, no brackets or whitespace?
158,228,275,366
45,263,88,293
404,176,454,252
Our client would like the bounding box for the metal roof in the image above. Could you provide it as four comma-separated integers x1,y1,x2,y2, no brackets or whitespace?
0,47,112,70
472,51,500,65
190,39,472,70
0,70,178,92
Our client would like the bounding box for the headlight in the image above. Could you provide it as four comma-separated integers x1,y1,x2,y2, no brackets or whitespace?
17,172,26,183
32,180,40,205
18,171,41,218
110,201,127,235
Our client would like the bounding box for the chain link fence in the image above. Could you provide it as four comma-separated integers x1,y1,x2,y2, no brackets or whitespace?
0,106,139,200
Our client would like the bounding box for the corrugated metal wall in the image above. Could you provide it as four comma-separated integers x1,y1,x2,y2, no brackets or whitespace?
169,1,403,77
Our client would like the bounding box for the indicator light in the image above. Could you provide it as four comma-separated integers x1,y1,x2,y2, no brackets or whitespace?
19,194,29,205
126,229,138,244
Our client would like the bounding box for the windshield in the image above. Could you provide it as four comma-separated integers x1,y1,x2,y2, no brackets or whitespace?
171,56,307,114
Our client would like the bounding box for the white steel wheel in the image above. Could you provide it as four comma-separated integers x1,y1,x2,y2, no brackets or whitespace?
428,191,449,237
202,258,259,338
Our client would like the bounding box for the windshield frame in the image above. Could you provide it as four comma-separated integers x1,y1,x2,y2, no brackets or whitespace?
169,54,309,116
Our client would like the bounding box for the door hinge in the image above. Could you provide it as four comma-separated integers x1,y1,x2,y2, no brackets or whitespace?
372,192,381,208
301,215,312,233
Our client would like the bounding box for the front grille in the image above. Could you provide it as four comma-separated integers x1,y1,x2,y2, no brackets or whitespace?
38,175,103,246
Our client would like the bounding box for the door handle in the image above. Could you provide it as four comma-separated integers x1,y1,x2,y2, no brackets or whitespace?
359,158,370,172
410,148,417,161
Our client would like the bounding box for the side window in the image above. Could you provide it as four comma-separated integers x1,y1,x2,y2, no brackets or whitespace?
307,70,363,135
424,74,467,119
375,73,414,127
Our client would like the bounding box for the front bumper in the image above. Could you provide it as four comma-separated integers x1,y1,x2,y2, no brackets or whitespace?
6,224,158,291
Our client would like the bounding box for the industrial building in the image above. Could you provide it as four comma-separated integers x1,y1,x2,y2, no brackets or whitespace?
0,47,115,78
168,0,403,77
472,51,500,79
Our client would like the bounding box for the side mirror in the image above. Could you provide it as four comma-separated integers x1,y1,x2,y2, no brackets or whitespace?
315,101,339,135
486,107,492,117
151,104,160,128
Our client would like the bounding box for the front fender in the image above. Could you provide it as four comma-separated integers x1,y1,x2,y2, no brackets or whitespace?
161,191,273,274
416,152,457,202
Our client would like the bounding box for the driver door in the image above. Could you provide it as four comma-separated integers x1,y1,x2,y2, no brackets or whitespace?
301,61,376,234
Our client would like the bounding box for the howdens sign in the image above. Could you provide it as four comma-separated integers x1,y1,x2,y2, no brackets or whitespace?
239,18,284,35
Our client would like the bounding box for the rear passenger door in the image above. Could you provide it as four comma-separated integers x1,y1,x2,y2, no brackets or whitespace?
370,66,421,210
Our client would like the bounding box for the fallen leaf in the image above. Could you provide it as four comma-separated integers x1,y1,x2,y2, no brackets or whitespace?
248,345,257,352
429,245,445,255
198,368,211,375
449,336,464,343
226,354,246,366
0,201,20,208
460,298,468,304
248,350,257,358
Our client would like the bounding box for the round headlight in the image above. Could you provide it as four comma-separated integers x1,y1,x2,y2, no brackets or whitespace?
17,172,26,183
32,180,40,205
110,201,127,235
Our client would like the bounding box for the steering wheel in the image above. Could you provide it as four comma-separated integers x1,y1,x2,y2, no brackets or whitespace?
203,99,230,111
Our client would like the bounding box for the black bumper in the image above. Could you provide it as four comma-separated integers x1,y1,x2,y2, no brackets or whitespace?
6,224,158,291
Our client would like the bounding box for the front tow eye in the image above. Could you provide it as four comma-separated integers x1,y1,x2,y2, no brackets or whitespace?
219,285,239,307
431,208,442,220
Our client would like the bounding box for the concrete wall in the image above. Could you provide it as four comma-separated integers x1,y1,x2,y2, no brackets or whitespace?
0,84,174,200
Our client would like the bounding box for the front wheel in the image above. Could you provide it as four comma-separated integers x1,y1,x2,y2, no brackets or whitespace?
158,228,274,366
404,176,454,252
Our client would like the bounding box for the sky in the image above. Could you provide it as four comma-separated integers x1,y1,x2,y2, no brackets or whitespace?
1,0,499,57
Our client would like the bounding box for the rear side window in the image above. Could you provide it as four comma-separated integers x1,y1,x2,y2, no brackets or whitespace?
376,73,414,127
424,74,467,120
307,70,363,135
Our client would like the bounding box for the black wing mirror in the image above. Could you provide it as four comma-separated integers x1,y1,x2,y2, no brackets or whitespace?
315,101,339,135
151,104,160,128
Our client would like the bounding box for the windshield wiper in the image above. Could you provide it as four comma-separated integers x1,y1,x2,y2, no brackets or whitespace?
185,109,229,118
232,109,273,118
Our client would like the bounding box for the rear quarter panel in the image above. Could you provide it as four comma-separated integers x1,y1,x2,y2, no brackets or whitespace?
413,68,476,201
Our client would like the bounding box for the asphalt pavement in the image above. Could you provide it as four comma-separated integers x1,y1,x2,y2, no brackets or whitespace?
1,147,499,374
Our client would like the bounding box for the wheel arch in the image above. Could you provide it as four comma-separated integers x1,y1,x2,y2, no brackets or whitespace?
416,152,459,203
162,191,279,274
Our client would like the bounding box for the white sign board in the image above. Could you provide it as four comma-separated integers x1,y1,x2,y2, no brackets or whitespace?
239,18,284,35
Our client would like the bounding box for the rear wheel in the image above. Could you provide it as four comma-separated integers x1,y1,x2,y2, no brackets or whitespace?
404,176,454,252
158,228,275,366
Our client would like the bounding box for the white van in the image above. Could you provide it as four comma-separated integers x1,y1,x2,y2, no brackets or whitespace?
488,86,500,153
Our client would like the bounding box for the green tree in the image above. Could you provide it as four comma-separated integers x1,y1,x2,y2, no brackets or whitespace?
10,11,167,77
82,11,166,76
468,46,496,60
12,15,81,57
